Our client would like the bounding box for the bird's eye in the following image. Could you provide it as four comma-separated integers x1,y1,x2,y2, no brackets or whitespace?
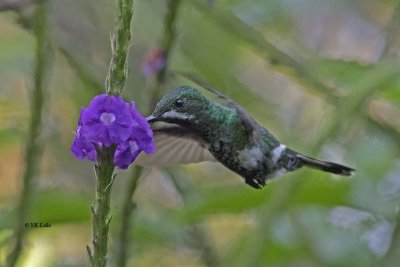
174,99,184,108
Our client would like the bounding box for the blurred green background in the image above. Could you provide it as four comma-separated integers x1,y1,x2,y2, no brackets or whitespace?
1,0,400,266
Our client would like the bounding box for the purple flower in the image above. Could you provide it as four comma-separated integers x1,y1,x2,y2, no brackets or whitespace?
113,101,155,169
141,48,165,76
71,95,155,169
80,94,134,147
71,108,97,161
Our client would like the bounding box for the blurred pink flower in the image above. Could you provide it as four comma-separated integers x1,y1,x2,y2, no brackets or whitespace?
141,48,166,76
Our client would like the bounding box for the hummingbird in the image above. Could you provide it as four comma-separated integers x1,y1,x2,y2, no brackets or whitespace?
139,85,354,189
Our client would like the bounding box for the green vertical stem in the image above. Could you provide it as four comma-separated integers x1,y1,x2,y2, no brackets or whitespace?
115,166,142,267
186,225,219,267
150,0,181,107
106,0,134,96
156,0,181,84
88,147,116,267
166,169,219,267
149,1,220,265
88,0,134,266
6,1,48,266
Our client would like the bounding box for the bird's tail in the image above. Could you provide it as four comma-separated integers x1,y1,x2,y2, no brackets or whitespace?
296,153,355,176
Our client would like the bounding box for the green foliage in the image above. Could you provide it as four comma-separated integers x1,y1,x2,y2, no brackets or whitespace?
0,190,90,230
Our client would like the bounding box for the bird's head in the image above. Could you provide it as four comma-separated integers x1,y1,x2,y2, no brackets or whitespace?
146,86,208,125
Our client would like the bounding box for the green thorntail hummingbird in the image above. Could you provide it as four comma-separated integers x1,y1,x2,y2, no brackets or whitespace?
139,85,354,189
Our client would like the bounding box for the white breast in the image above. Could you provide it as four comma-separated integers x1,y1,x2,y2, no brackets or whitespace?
237,146,264,170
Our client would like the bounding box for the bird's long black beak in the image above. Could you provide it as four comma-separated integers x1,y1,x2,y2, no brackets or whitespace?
146,114,158,123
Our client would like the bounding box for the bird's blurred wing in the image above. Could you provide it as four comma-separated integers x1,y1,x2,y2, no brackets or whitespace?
134,123,216,166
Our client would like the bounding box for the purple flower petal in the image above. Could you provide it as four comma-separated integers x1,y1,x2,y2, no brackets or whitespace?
78,107,85,125
71,107,97,161
71,94,156,169
80,94,134,147
71,134,97,161
114,140,141,169
129,101,156,154
130,101,153,136
133,132,156,154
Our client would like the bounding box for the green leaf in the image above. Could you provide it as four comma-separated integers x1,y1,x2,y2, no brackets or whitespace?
28,190,90,224
0,190,91,230
176,174,352,223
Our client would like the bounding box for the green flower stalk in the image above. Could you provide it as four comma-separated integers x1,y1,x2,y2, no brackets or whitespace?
6,1,48,266
106,0,134,96
156,0,181,85
115,166,142,267
88,147,116,267
78,94,154,266
86,0,135,266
